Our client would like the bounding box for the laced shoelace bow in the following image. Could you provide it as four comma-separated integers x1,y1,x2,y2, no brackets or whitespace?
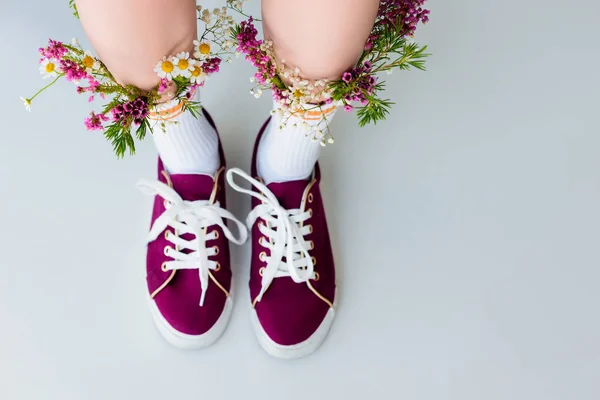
226,168,315,303
138,178,248,306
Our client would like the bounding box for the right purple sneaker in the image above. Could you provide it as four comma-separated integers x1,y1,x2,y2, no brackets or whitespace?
226,119,337,359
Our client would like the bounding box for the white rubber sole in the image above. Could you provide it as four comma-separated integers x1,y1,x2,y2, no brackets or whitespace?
250,289,338,359
148,292,233,350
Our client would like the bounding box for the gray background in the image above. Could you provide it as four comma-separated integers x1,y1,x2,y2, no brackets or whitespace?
1,0,599,399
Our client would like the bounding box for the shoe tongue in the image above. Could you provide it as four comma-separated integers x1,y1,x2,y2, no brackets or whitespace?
169,173,215,201
266,179,309,209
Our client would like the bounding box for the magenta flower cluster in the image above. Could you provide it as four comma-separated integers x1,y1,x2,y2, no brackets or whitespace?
366,0,430,50
84,112,109,131
59,59,88,82
341,61,377,112
202,57,222,74
38,39,68,60
111,97,150,126
236,18,281,97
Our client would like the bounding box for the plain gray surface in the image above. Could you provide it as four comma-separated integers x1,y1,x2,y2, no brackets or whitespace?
1,1,599,399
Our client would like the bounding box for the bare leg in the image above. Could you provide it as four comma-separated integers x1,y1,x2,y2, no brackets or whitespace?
256,0,380,184
76,0,197,92
261,0,380,81
76,0,219,175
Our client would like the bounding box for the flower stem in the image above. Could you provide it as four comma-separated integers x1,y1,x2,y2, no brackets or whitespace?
29,74,63,101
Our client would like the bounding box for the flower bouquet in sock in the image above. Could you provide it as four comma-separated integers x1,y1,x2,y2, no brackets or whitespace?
21,2,240,157
231,0,430,145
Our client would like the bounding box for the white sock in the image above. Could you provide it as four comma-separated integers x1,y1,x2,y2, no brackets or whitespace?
149,92,219,175
257,101,338,184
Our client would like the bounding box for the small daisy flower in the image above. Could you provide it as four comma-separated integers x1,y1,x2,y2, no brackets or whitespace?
189,65,206,85
39,58,60,79
81,51,101,74
20,97,31,112
172,52,195,78
154,56,175,81
193,40,211,60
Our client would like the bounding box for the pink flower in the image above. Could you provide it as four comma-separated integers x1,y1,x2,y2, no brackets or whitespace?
60,59,88,82
84,112,108,131
202,57,222,75
39,39,68,60
158,78,169,94
88,96,95,103
344,104,354,113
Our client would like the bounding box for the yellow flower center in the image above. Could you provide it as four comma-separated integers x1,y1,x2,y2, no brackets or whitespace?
45,63,55,73
293,89,303,99
192,66,203,77
83,56,95,69
178,59,189,70
199,43,211,55
161,61,174,73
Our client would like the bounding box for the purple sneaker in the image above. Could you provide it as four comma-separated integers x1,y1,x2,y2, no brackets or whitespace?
137,116,247,349
226,119,337,359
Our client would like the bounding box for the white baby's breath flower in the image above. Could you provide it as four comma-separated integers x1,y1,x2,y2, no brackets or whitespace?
81,51,101,74
193,40,212,60
39,59,61,79
201,9,211,24
71,37,79,46
254,88,263,98
154,56,175,80
20,97,31,112
172,52,195,78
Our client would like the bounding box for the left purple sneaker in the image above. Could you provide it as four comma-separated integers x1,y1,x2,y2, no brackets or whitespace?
137,129,247,349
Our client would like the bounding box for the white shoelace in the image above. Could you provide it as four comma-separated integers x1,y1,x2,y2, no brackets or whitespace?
226,168,315,303
138,178,247,306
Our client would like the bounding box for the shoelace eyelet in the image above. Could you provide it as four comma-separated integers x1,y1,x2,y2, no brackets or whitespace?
213,230,220,240
215,262,221,272
307,224,313,234
313,271,320,281
161,262,168,272
311,256,317,266
164,231,170,241
308,209,313,218
163,246,172,257
259,267,265,276
259,251,267,262
308,193,314,203
212,246,220,256
308,240,314,250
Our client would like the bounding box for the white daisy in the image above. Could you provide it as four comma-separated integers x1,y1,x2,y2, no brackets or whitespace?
189,65,207,85
154,56,175,81
39,59,61,79
172,52,196,79
20,97,31,112
81,51,101,74
193,40,212,60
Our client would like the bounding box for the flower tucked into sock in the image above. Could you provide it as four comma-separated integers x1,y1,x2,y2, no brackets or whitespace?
257,101,337,184
149,91,219,175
